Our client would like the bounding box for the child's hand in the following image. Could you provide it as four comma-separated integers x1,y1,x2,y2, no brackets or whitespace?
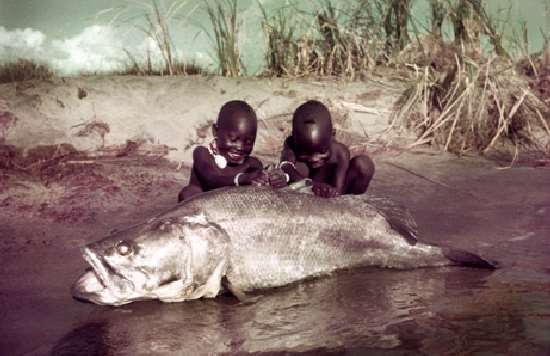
266,168,288,189
246,170,269,186
312,182,339,198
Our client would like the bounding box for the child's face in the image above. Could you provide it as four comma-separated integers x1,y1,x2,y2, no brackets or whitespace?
293,123,331,169
296,147,331,169
214,116,257,165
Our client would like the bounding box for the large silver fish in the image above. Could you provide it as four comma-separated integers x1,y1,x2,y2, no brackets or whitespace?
72,186,496,306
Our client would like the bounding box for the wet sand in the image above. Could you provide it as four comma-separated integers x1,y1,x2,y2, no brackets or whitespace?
1,150,549,355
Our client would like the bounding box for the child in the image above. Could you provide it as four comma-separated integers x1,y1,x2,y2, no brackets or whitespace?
279,100,375,198
178,100,286,202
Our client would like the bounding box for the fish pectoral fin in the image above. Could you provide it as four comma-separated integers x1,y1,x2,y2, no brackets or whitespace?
230,287,262,305
157,262,227,302
187,258,226,299
156,279,195,302
222,277,261,304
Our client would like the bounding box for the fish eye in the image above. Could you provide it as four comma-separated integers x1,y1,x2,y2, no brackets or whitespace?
116,241,133,256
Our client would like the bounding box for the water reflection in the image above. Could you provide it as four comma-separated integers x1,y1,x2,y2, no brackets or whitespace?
50,322,114,356
50,267,550,355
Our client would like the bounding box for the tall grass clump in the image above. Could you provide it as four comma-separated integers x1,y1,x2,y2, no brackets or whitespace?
315,0,371,77
429,0,446,38
397,0,512,69
259,0,391,78
388,0,550,159
0,59,55,83
390,53,550,157
100,0,199,76
448,0,509,58
258,1,298,77
204,0,243,77
513,7,550,107
383,0,412,55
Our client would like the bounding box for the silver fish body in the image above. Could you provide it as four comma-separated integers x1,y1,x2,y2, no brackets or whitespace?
72,186,495,305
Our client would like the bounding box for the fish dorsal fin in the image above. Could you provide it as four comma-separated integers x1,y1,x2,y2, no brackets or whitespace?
366,196,419,246
384,215,418,245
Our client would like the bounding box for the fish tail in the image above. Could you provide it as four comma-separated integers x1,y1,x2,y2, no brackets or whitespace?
442,247,499,269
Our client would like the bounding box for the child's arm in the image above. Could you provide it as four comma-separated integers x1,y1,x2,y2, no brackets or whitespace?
331,143,351,194
193,146,266,190
245,157,270,186
310,143,349,198
279,139,307,183
193,146,235,190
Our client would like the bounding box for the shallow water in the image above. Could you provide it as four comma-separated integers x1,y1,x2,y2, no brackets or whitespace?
26,267,550,355
2,157,550,355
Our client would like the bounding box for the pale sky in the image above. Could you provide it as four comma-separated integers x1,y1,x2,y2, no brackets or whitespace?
0,0,548,75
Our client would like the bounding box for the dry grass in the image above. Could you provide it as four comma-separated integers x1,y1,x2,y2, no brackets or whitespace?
119,49,205,76
386,1,550,159
0,59,55,84
100,0,199,76
514,20,550,106
390,50,550,159
204,0,243,76
258,2,297,77
259,0,391,79
5,0,548,160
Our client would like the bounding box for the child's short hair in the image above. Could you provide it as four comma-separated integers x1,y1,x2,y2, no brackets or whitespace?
292,100,332,133
217,100,257,127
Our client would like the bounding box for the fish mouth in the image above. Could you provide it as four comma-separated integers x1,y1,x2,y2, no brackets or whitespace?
82,247,111,287
72,247,134,305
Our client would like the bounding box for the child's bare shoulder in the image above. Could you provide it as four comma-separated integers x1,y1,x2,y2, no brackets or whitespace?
331,140,350,158
192,145,211,159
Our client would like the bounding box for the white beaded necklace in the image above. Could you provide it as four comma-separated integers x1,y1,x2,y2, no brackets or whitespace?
208,141,227,169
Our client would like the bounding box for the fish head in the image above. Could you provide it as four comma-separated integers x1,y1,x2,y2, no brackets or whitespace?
72,214,230,305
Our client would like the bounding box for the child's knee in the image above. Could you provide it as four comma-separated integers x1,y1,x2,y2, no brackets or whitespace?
350,155,375,180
